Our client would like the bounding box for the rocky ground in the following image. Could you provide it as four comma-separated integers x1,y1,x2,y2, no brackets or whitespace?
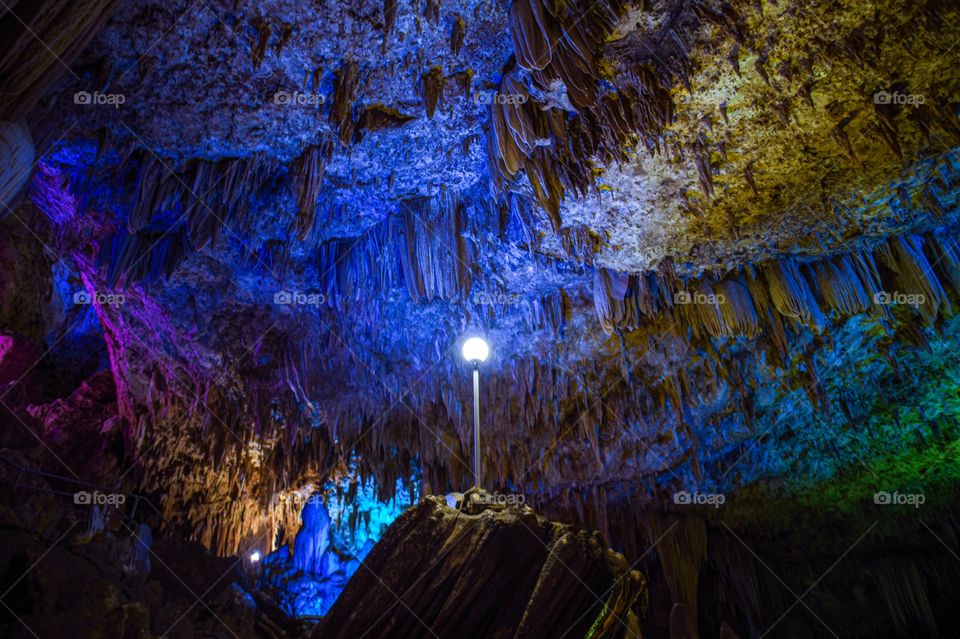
0,449,311,639
0,469,653,639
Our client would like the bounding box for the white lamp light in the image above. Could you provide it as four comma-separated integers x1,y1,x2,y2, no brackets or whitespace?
249,550,261,562
462,336,489,489
462,337,489,363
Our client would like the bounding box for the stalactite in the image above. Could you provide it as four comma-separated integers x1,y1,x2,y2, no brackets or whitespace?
508,0,561,72
593,268,630,334
693,133,714,198
98,225,191,287
86,151,280,284
330,59,360,146
128,156,167,233
489,0,636,222
885,235,950,322
649,515,706,639
293,138,333,241
812,255,872,316
710,279,761,337
0,120,34,212
831,115,858,164
423,0,440,24
0,0,122,120
743,161,759,195
873,556,940,636
763,259,826,330
593,223,960,343
314,194,473,306
451,15,466,56
383,0,398,43
251,18,271,69
526,148,564,229
422,66,445,119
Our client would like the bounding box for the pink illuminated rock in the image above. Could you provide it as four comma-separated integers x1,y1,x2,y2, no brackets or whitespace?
0,334,36,386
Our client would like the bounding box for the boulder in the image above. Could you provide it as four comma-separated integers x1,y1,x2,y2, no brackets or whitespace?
313,496,647,639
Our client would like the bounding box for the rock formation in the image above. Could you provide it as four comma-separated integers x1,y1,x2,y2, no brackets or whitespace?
314,495,647,639
0,0,959,636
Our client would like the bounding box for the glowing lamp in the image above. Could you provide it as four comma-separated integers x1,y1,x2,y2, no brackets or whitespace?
462,337,489,364
461,336,490,489
249,550,261,562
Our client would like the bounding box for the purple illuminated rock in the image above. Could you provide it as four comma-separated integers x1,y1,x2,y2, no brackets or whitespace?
0,335,35,386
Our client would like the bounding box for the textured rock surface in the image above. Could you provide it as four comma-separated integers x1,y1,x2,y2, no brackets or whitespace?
0,0,960,635
313,495,647,639
0,452,309,639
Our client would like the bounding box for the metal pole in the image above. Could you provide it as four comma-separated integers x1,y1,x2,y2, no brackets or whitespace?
472,363,480,488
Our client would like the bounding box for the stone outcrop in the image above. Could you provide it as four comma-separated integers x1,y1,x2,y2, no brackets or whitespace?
314,495,647,639
0,452,310,639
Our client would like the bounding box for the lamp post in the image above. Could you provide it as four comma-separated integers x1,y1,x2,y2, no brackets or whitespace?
462,337,489,488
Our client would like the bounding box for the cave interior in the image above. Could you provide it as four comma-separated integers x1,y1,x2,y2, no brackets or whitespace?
2,0,960,637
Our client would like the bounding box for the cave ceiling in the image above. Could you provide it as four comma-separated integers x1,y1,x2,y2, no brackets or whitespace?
3,0,960,549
